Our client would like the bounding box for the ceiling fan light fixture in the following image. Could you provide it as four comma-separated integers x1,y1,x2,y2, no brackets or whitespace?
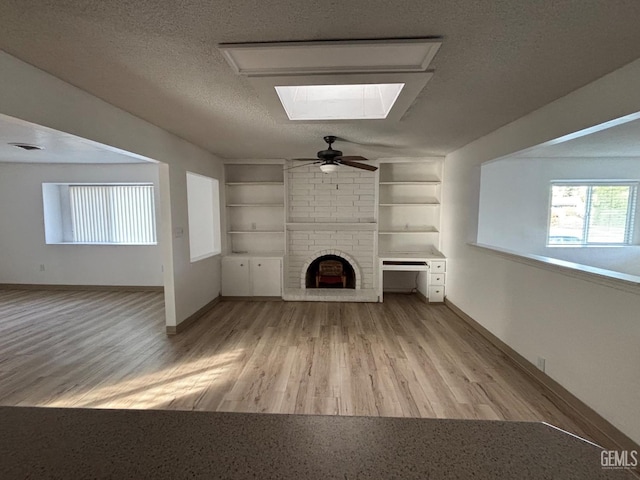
319,162,340,174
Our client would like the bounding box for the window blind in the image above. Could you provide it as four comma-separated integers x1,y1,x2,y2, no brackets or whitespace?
69,185,157,244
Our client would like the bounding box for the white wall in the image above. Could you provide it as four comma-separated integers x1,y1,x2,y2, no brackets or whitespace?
0,51,225,328
478,157,640,275
442,58,640,444
0,163,162,286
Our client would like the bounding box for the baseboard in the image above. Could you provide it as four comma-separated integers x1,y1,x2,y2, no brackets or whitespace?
445,299,640,455
220,296,283,302
166,296,221,335
0,283,163,292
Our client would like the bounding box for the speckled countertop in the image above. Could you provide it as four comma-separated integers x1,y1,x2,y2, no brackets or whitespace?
0,406,635,479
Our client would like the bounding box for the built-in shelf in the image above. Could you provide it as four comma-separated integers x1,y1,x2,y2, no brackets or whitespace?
227,204,285,207
379,203,440,206
378,160,443,256
378,228,439,234
379,181,441,185
228,251,285,257
379,250,445,260
228,230,285,234
226,182,284,186
224,163,285,255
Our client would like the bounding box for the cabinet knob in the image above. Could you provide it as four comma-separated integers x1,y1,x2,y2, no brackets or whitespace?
240,263,244,267
258,263,262,267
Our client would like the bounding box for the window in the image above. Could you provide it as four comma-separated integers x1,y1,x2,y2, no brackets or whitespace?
42,183,157,245
548,183,637,245
186,172,221,261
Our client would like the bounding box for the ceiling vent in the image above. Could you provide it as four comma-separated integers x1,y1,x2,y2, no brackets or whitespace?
9,142,44,151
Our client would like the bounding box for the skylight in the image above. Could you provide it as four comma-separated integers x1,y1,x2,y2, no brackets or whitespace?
274,83,405,120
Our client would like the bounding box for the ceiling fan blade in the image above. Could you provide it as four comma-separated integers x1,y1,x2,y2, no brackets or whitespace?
339,160,378,172
283,161,321,171
337,155,370,162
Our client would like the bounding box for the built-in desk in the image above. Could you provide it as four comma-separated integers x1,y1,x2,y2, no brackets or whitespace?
379,251,446,303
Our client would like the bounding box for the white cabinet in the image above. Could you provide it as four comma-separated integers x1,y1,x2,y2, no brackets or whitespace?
222,256,282,297
427,259,446,303
428,285,445,303
250,258,282,297
430,261,446,273
221,257,251,296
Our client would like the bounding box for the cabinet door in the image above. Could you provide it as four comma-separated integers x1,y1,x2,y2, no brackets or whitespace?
221,258,251,296
250,258,281,297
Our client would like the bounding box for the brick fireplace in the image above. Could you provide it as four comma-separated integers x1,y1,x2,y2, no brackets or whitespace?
284,164,378,301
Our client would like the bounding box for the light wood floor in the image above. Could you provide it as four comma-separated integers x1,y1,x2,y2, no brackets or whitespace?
0,289,590,440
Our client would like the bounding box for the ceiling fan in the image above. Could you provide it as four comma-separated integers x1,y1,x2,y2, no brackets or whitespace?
290,136,377,173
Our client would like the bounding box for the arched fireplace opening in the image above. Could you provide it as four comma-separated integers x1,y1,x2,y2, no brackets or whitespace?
305,255,356,289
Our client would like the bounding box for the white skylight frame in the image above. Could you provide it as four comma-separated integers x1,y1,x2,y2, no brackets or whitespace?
219,38,440,123
274,83,405,120
219,39,441,76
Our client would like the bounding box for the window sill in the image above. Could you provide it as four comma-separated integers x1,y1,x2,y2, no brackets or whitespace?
190,251,221,263
546,244,636,248
47,242,158,246
469,242,640,295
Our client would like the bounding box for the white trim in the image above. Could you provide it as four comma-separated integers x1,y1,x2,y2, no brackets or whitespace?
470,243,640,295
218,39,441,76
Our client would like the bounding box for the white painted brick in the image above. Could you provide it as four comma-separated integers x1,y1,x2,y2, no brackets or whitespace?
334,233,354,240
354,177,374,183
312,206,337,212
290,233,309,240
334,195,358,201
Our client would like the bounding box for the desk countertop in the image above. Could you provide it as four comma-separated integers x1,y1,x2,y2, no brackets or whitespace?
0,406,634,479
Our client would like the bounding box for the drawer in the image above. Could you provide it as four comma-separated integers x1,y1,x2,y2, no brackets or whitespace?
429,273,446,286
428,285,445,303
430,260,446,273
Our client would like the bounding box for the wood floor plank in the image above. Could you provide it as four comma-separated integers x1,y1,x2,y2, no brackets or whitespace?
0,289,597,444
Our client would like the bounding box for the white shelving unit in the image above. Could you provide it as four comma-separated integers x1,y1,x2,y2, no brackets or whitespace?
225,163,285,255
377,160,443,255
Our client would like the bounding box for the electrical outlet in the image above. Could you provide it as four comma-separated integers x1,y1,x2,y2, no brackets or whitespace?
39,264,45,272
251,222,257,230
536,357,546,372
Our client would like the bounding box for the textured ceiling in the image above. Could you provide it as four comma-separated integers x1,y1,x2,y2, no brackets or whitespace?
1,1,640,161
0,114,151,164
513,117,640,158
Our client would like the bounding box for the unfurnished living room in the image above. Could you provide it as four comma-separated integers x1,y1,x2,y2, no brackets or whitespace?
1,1,640,479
